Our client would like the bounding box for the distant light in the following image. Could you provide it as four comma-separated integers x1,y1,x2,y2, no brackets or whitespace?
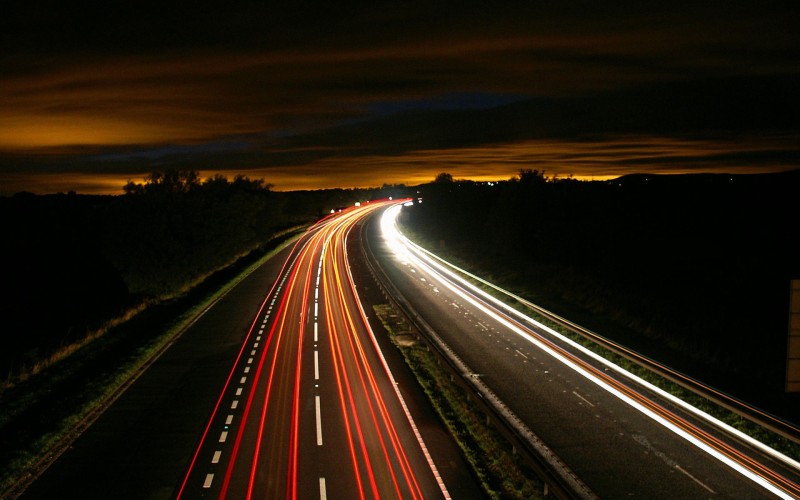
389,196,393,200
355,202,361,207
403,201,414,207
330,209,335,214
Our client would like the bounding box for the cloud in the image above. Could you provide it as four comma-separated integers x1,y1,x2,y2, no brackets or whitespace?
0,2,798,193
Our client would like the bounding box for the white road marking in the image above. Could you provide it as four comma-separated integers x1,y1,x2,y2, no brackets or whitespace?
203,474,214,488
244,366,250,373
225,414,233,425
251,350,256,356
315,396,323,445
314,351,319,380
676,464,716,494
315,303,318,316
314,322,318,342
219,431,228,443
572,391,595,407
247,357,253,364
319,477,327,500
231,400,238,409
212,451,221,464
253,342,259,348
235,388,242,396
240,377,247,384
514,349,528,359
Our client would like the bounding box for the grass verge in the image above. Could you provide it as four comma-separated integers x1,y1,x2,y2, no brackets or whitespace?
373,303,545,499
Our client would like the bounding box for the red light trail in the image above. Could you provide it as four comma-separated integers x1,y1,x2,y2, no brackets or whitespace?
178,200,447,499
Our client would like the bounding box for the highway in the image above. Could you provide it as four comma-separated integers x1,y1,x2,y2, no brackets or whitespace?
178,200,450,499
368,203,800,499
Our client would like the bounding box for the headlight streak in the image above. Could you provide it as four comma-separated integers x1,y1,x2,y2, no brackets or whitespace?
403,227,800,474
380,205,800,499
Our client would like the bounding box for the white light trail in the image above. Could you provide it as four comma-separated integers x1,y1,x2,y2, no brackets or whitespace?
380,204,799,499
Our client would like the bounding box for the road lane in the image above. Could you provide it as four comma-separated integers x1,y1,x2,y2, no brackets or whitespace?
370,203,800,498
179,200,450,499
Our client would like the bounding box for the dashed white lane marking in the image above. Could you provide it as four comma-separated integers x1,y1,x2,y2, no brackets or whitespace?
676,464,716,494
231,400,238,409
244,366,250,373
219,431,228,443
315,395,323,445
240,377,247,384
203,474,214,488
314,303,318,316
319,477,327,500
247,357,253,364
572,391,595,407
314,322,318,342
251,350,256,356
211,451,221,464
314,351,320,380
253,342,259,348
514,349,528,359
225,415,233,425
235,388,242,396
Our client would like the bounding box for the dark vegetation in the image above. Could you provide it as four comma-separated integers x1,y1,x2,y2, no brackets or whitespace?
1,170,406,385
402,169,800,423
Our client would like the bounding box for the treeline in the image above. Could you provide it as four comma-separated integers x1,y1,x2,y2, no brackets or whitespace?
1,170,407,381
402,170,800,405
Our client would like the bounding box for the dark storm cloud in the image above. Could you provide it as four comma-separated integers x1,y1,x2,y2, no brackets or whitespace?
0,1,799,194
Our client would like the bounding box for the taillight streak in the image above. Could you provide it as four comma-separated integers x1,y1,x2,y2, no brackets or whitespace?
329,226,422,499
176,233,306,499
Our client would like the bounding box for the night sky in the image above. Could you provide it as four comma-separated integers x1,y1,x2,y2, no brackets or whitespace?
1,2,799,195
